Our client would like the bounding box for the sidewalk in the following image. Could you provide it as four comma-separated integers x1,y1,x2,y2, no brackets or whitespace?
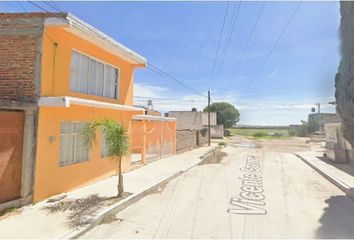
295,151,354,201
0,145,217,239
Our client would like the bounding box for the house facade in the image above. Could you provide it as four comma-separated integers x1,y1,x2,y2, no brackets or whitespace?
0,12,175,209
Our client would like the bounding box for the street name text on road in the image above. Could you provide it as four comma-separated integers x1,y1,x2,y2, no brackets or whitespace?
228,155,267,215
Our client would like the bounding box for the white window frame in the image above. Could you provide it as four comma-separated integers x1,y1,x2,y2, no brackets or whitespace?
60,121,90,166
70,49,120,100
100,133,111,158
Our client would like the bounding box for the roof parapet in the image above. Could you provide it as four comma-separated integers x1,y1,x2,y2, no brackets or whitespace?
44,12,147,66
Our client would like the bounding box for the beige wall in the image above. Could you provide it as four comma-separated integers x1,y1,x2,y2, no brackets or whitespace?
169,111,216,130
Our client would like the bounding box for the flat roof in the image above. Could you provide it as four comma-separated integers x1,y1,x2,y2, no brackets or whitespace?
0,12,147,66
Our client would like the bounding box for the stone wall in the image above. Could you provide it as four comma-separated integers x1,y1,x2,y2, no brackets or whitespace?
336,2,354,146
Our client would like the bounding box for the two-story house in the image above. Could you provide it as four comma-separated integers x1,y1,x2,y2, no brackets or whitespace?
0,12,171,209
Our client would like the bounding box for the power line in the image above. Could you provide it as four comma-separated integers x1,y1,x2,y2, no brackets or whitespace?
208,1,230,90
42,1,61,12
242,1,302,94
28,1,51,13
27,1,208,100
148,63,207,98
223,1,266,95
16,1,27,12
214,85,333,99
134,96,205,102
213,1,242,93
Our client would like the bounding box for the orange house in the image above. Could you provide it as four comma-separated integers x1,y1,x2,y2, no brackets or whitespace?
0,12,176,207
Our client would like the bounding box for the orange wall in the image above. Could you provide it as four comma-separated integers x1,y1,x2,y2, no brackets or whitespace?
40,26,139,105
33,105,142,202
131,120,177,154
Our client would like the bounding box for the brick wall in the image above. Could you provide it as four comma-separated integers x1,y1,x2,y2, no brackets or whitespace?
0,14,56,101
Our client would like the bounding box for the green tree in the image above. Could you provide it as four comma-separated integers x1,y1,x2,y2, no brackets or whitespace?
82,118,130,197
203,102,240,128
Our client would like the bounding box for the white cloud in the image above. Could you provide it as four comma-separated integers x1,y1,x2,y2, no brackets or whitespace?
134,83,169,98
133,82,336,125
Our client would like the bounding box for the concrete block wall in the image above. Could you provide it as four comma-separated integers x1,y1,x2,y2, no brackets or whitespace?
176,130,197,152
209,125,224,139
176,128,209,152
197,128,209,146
325,123,354,165
201,112,217,126
169,111,217,130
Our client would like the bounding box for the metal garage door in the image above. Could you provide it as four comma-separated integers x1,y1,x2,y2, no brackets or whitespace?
0,111,24,203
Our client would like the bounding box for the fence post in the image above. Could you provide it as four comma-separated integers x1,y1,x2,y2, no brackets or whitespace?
142,120,146,164
160,120,163,159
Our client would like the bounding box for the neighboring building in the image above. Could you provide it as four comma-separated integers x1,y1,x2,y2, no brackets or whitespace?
145,100,161,116
168,110,223,151
168,110,217,130
0,13,175,209
325,123,353,164
308,113,341,132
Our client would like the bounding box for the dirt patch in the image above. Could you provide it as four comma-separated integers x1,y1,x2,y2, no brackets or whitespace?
100,214,124,225
227,136,310,153
199,151,228,165
258,138,311,153
43,193,131,228
231,142,260,149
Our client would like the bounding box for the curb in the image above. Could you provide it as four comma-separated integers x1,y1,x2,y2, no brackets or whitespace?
294,153,354,201
60,146,219,239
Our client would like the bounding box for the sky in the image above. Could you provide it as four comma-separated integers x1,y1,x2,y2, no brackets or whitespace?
2,1,340,126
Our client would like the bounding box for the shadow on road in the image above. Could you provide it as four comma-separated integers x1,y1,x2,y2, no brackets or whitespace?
316,194,354,238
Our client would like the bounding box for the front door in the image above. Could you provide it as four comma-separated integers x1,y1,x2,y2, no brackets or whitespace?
0,110,24,203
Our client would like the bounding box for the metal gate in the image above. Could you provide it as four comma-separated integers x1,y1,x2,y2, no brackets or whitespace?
0,110,24,203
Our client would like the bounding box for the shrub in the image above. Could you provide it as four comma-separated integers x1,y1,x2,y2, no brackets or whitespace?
218,142,226,147
288,130,296,137
272,132,283,138
224,129,231,137
253,132,266,138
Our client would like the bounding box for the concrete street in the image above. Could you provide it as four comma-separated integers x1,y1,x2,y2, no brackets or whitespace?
82,137,354,239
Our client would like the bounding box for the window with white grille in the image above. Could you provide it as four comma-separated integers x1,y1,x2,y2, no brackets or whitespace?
70,51,119,99
100,134,111,158
60,121,89,166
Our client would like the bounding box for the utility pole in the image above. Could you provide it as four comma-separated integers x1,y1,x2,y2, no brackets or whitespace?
316,103,321,132
208,90,211,146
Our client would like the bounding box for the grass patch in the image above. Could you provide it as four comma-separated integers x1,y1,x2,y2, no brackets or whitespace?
0,207,17,217
228,128,290,139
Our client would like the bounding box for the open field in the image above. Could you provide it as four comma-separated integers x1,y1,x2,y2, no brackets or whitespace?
228,128,290,139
